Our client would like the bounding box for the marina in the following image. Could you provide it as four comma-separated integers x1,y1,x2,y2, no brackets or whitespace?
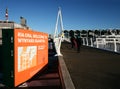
0,6,120,89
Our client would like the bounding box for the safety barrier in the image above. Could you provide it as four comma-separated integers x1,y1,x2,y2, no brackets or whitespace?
81,37,120,53
58,56,75,89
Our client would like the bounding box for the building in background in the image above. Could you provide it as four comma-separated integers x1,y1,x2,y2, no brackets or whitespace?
0,17,30,45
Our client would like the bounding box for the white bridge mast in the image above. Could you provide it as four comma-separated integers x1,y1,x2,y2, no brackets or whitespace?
54,7,64,56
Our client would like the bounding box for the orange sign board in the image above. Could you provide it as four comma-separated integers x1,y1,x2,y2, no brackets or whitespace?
14,29,48,86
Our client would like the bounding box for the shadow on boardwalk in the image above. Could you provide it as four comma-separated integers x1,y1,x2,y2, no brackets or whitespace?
61,42,120,89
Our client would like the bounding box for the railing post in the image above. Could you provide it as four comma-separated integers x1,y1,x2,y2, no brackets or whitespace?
103,38,106,49
82,38,85,45
96,38,99,48
114,38,117,52
90,38,93,47
86,37,88,46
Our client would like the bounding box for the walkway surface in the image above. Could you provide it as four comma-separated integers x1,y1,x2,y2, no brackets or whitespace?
61,42,120,89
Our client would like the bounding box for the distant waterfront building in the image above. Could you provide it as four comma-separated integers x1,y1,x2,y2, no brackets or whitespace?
0,20,28,29
0,18,30,45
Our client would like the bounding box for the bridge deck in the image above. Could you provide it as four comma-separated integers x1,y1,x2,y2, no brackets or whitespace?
61,42,120,89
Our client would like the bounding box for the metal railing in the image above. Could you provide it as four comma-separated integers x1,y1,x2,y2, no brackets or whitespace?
81,37,120,53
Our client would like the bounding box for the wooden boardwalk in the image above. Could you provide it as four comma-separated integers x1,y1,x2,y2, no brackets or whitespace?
1,41,120,89
61,42,120,89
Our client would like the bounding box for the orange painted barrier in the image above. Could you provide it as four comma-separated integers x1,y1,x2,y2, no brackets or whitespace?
2,29,48,87
14,29,48,86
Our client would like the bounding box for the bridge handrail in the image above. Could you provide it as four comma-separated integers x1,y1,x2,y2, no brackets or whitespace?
96,38,120,43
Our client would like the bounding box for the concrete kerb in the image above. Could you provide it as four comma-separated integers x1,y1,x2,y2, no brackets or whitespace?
58,56,75,89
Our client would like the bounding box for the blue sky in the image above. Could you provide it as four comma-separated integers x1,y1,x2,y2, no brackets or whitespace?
0,0,120,34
